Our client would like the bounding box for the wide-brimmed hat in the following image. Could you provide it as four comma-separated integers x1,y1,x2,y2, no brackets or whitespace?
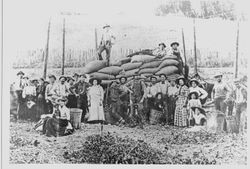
214,73,223,78
103,24,111,29
67,76,75,82
189,78,199,86
188,91,199,100
48,74,56,80
110,80,119,86
170,42,179,47
44,80,50,84
57,96,68,103
59,75,67,81
176,75,185,85
159,74,167,78
150,75,157,81
32,79,38,83
119,76,127,82
23,75,29,79
158,43,166,48
17,71,25,76
233,78,241,83
73,73,79,77
133,71,140,76
80,74,87,78
191,107,206,117
89,78,102,85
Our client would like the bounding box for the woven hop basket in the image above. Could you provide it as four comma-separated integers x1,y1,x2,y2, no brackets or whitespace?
149,109,163,125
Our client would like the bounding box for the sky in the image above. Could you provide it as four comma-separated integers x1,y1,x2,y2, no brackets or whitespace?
3,0,249,57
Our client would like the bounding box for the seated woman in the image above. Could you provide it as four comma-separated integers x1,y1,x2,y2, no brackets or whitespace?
42,97,73,137
187,91,202,126
22,79,37,121
191,107,207,126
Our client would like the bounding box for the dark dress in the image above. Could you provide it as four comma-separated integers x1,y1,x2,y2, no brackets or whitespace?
36,84,47,119
66,84,77,108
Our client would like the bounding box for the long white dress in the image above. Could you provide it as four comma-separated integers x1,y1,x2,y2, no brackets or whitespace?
87,85,105,122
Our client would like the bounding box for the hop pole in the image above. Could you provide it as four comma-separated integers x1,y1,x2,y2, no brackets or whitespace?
43,19,51,79
235,21,239,78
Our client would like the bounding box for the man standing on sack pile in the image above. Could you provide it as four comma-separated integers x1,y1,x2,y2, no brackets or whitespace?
98,24,116,66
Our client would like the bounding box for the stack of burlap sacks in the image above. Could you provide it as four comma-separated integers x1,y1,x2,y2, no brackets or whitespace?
83,54,182,84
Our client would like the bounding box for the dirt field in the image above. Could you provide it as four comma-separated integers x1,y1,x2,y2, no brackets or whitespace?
10,120,247,164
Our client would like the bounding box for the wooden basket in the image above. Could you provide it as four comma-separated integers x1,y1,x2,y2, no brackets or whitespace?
70,108,83,129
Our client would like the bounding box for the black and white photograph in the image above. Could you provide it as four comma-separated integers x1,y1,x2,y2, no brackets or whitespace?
1,0,249,167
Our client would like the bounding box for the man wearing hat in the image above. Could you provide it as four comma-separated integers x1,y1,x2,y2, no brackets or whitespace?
189,78,208,105
118,76,133,121
126,72,146,128
98,24,116,66
54,76,69,97
107,80,127,125
45,74,57,114
73,73,79,84
143,75,161,123
70,74,90,122
212,74,231,113
22,79,37,120
168,42,184,72
152,43,167,58
167,75,178,125
231,78,247,130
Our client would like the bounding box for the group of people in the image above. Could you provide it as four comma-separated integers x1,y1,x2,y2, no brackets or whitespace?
11,66,247,135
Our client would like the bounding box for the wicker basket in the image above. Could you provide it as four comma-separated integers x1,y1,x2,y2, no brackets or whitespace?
149,109,163,125
70,108,83,129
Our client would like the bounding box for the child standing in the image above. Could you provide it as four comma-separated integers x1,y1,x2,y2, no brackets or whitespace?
187,91,201,126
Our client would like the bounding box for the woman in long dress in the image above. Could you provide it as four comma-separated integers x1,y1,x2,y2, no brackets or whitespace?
174,76,189,127
87,78,105,123
36,78,47,120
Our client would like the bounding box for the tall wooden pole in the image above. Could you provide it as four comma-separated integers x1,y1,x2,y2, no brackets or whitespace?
235,21,239,78
62,18,66,75
43,19,51,79
193,19,198,74
94,28,98,59
181,28,187,65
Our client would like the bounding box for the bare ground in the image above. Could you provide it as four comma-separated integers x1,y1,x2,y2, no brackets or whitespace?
9,120,247,164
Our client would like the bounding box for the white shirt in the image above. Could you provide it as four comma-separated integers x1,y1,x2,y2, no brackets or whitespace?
101,30,115,43
22,86,36,98
55,83,69,97
144,84,160,98
189,86,208,100
157,81,170,95
168,85,178,96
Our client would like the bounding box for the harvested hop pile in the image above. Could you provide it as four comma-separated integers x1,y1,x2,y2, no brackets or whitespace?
63,132,163,164
85,52,182,83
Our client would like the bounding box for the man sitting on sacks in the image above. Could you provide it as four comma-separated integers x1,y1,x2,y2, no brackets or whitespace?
98,24,116,66
152,43,168,58
167,42,184,72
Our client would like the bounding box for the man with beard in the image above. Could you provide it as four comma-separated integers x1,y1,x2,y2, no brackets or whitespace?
70,74,89,122
212,74,231,113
